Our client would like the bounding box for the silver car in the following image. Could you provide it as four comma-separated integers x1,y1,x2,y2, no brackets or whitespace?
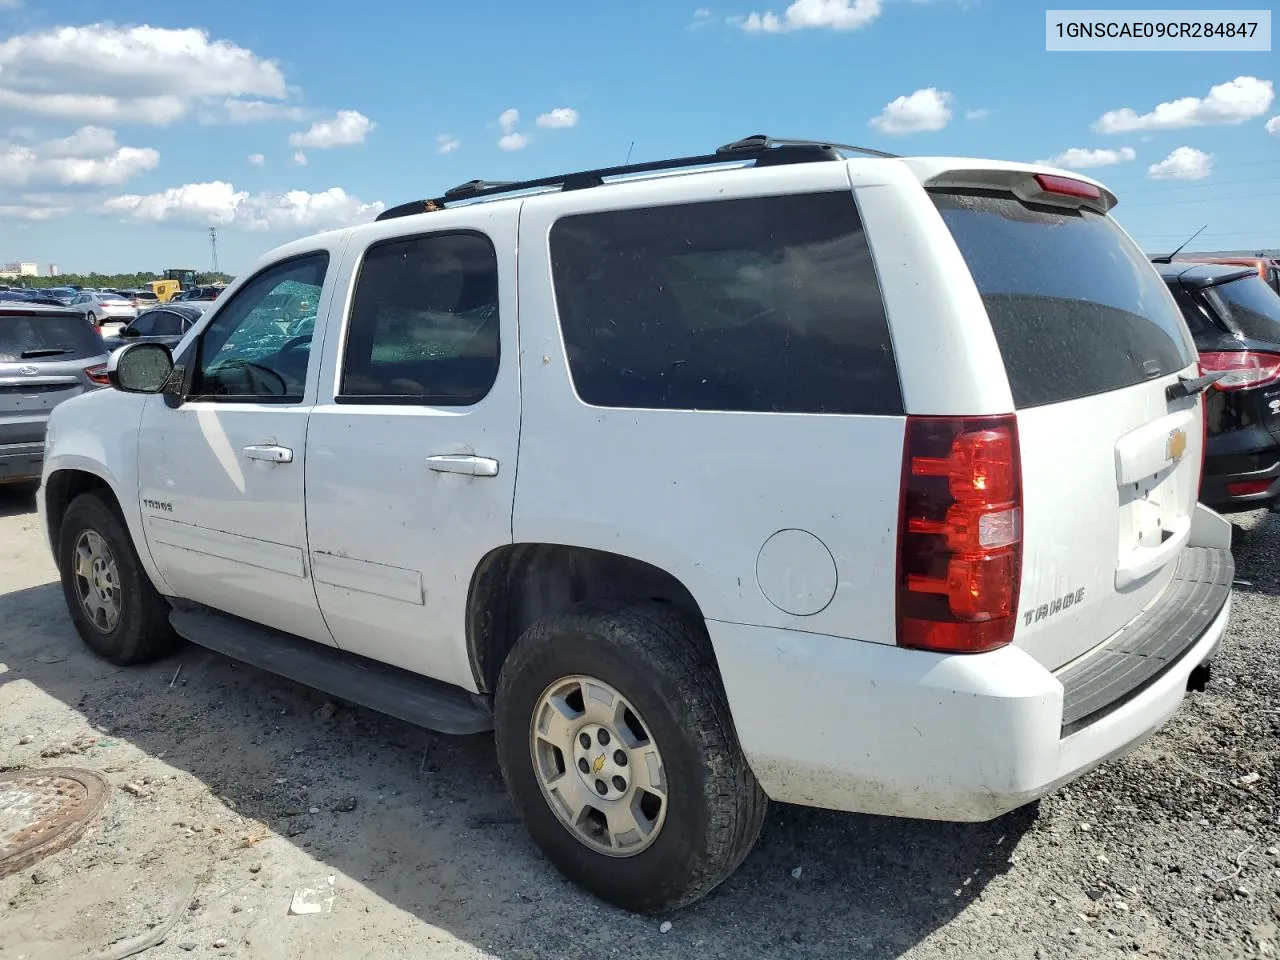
71,291,138,327
1,303,109,485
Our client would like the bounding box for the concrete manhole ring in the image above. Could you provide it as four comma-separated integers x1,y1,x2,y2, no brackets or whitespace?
0,767,109,878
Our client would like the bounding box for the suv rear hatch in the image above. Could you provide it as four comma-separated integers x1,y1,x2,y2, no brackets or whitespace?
927,174,1205,674
0,309,107,448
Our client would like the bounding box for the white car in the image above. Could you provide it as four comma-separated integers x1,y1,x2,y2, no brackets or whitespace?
70,291,137,326
37,136,1233,912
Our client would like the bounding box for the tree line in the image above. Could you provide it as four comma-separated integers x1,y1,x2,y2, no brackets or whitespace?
4,272,233,289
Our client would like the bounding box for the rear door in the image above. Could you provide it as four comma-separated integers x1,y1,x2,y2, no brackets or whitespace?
929,185,1202,671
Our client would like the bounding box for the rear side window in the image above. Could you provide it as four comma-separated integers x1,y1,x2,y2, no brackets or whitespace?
549,192,902,415
0,313,102,361
932,190,1193,409
339,231,500,405
1204,275,1280,342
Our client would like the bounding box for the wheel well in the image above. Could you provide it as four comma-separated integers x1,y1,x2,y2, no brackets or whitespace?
43,470,119,572
467,544,708,693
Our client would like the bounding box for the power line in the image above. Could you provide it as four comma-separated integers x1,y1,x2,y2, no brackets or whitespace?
1123,190,1280,208
1098,157,1280,182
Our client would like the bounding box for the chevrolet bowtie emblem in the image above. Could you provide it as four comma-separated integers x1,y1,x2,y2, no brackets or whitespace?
592,754,607,774
1167,428,1187,462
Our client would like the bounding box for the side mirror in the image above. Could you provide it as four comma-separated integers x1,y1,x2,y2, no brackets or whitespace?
108,341,175,394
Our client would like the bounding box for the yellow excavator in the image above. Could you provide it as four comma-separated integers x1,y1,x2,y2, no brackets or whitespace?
148,268,198,303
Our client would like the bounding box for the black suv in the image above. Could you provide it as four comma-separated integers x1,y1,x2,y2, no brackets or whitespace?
1157,260,1280,511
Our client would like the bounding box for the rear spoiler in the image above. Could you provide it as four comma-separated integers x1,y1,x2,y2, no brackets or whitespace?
901,159,1118,214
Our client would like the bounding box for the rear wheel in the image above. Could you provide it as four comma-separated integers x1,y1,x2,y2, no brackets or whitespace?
86,311,96,325
57,492,177,665
494,602,767,912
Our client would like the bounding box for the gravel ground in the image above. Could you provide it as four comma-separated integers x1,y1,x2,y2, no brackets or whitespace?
1,486,1278,960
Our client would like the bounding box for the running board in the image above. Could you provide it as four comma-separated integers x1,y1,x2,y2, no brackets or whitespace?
169,608,494,735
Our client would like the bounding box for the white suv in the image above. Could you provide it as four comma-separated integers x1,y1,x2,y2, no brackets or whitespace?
38,137,1234,912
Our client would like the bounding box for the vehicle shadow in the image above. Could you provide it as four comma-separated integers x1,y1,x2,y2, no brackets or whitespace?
1228,508,1280,599
0,484,37,518
0,485,1032,959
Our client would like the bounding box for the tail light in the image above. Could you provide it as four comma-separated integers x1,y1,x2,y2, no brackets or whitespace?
1033,173,1102,201
84,363,109,385
1227,479,1272,497
1198,351,1280,391
1198,362,1208,490
897,415,1023,654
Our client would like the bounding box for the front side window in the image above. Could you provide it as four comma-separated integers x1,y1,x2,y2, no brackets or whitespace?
549,192,902,415
190,253,328,402
339,231,500,405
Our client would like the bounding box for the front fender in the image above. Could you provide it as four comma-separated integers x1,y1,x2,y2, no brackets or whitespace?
40,390,175,595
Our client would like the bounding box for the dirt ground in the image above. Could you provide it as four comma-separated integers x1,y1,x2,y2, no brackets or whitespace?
1,486,1278,960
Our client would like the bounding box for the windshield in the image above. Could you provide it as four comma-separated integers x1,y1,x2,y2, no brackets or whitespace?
0,314,103,361
1204,274,1280,343
932,190,1194,408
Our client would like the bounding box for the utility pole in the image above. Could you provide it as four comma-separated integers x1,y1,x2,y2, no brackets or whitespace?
209,226,219,275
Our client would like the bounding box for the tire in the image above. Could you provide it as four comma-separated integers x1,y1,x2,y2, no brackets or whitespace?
57,492,177,665
494,601,767,912
86,312,96,325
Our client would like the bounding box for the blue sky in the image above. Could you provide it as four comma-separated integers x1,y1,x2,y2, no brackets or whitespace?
0,0,1276,274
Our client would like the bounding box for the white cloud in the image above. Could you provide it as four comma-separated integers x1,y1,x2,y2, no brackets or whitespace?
289,110,375,149
218,99,309,124
1093,76,1274,134
695,6,711,15
965,108,990,121
248,153,265,166
868,87,952,135
498,109,520,134
1147,146,1213,181
498,132,529,151
292,151,308,166
0,89,186,125
0,204,72,221
100,181,383,231
40,125,119,159
0,1,23,9
690,7,715,28
536,107,579,130
740,0,882,32
0,24,290,126
435,134,461,154
0,126,159,187
1039,146,1136,170
1267,116,1280,135
496,109,528,149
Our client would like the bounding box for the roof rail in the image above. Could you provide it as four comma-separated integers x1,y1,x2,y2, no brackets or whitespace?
374,134,899,222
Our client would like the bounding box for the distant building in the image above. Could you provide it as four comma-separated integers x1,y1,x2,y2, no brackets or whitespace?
48,264,60,276
0,261,38,278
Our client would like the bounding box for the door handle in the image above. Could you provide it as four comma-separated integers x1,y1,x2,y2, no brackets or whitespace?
243,444,294,463
426,454,499,477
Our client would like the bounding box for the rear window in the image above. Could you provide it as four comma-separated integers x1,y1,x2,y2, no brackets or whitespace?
0,313,103,361
99,293,127,301
932,190,1193,409
549,192,902,415
1203,275,1280,342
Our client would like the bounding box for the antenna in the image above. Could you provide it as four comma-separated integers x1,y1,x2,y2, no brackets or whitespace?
209,226,219,275
1151,224,1207,264
625,140,634,164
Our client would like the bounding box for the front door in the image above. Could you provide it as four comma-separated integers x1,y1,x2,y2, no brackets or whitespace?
305,222,520,690
137,251,335,644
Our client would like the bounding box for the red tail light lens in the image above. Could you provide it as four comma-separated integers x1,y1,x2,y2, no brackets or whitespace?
1033,173,1102,201
897,415,1023,654
1198,351,1280,391
1227,479,1272,497
84,363,109,385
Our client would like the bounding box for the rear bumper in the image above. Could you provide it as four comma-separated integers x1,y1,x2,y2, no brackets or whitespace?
0,441,44,483
709,549,1231,822
1202,425,1280,510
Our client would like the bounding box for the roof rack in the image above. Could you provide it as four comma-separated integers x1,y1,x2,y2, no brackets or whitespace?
375,135,899,221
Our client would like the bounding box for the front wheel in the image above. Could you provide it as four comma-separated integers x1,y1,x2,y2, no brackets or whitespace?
494,602,767,913
57,492,177,665
86,312,96,325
